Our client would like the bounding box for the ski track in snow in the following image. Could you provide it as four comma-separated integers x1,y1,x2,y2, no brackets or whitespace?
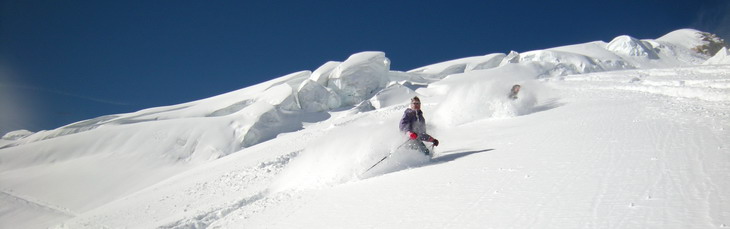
80,108,408,228
0,190,76,228
560,65,730,102
550,65,729,228
158,152,299,229
0,190,76,217
54,106,409,228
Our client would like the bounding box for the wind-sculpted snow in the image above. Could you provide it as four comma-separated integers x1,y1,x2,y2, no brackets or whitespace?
328,51,391,106
235,104,308,148
295,79,340,112
309,61,340,86
208,99,256,117
0,130,31,140
409,54,509,78
367,83,419,109
257,82,299,111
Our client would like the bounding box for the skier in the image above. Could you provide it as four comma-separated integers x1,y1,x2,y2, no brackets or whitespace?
399,96,439,156
508,84,521,100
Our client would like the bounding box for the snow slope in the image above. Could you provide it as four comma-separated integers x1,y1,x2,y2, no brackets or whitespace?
704,47,730,65
1,29,728,228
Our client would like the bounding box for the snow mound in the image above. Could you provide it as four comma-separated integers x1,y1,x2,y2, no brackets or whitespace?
656,29,706,51
606,35,659,59
658,28,728,57
703,47,730,65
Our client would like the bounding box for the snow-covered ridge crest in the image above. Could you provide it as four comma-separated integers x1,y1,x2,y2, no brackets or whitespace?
414,28,723,77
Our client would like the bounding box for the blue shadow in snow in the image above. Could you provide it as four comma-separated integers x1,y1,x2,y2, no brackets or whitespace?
430,148,494,164
361,148,495,179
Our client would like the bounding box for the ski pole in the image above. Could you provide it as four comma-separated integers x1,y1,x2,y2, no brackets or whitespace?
363,139,411,174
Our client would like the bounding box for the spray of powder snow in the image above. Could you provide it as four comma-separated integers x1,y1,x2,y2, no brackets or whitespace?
271,118,429,191
432,79,547,127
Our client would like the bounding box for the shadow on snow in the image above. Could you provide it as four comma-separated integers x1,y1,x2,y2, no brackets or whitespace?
361,148,494,179
431,148,495,164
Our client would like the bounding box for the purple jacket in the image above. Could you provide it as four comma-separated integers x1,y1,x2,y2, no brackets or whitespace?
399,108,432,141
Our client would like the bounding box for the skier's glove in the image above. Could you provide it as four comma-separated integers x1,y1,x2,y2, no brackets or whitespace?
407,131,418,140
433,139,439,146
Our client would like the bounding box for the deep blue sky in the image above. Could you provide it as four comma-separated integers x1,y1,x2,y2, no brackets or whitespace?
1,0,728,135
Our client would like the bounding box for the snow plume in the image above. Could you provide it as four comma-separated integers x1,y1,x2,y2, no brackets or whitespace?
430,63,550,127
432,80,535,126
271,118,405,191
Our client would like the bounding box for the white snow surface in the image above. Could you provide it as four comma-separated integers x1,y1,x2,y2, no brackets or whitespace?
704,47,730,65
1,29,729,229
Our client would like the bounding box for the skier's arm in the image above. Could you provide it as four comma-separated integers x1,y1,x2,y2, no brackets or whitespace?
420,133,439,146
399,110,414,132
418,133,433,142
